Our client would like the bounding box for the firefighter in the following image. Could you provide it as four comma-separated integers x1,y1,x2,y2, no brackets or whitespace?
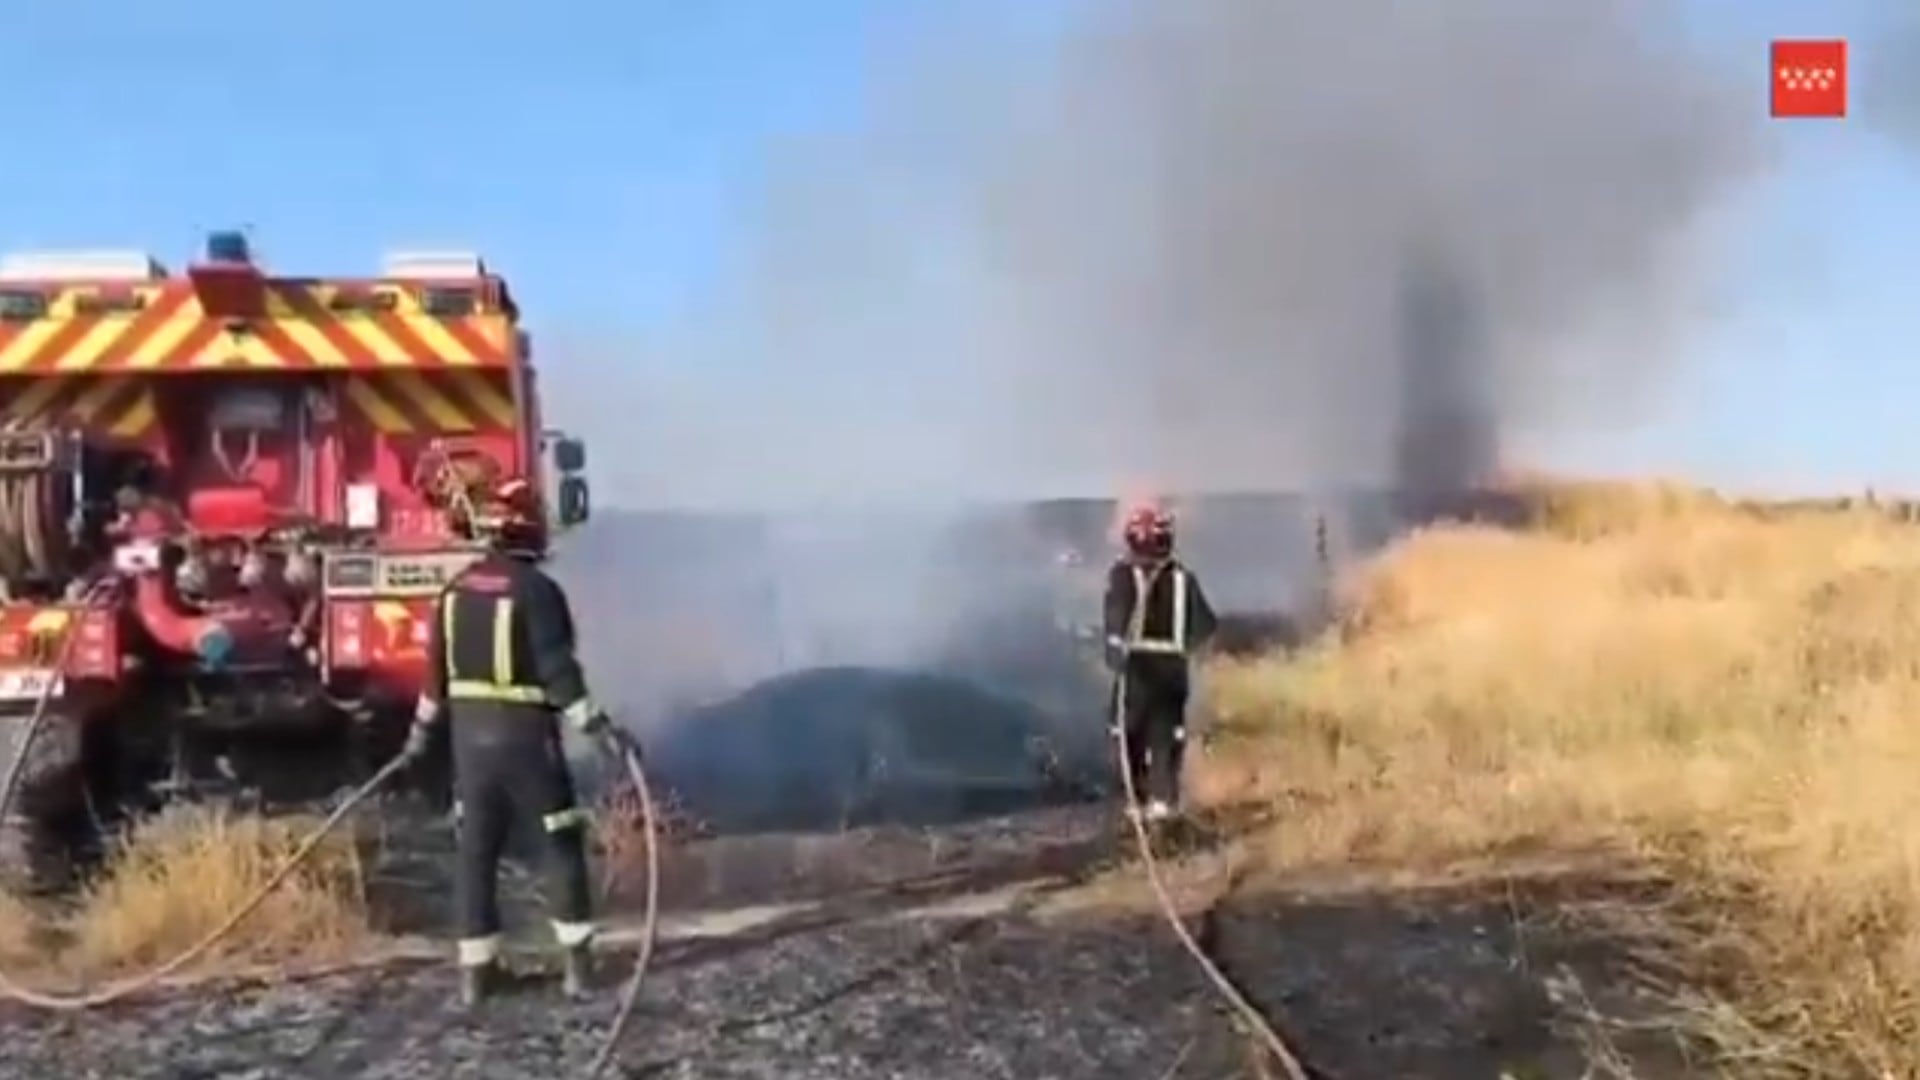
396,476,618,1006
1103,504,1217,822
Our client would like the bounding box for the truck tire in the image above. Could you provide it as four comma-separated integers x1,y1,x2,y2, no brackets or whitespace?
0,711,86,895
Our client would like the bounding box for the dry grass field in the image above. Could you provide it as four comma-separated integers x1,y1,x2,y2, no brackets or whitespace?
1195,480,1920,1078
3,477,1917,1078
0,805,373,988
0,780,672,992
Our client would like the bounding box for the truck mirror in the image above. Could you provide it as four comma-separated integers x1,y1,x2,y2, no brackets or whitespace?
556,476,591,527
551,436,586,475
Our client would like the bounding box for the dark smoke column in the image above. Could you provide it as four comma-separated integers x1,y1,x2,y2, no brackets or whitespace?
1392,248,1497,497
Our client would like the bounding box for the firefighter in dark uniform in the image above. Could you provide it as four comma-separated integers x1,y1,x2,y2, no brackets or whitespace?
1103,504,1217,822
397,477,617,1006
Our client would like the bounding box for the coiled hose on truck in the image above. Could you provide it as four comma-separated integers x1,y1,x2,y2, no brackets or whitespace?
0,469,66,593
0,587,663,1080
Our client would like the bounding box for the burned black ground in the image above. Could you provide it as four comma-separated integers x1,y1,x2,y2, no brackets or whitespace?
0,802,1690,1080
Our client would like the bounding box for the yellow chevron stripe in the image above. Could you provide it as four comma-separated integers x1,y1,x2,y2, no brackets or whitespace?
344,376,413,433
279,319,350,366
191,340,237,368
2,376,72,425
449,370,517,428
185,332,283,369
263,289,301,319
268,286,351,366
0,287,517,373
237,334,286,368
306,283,351,314
68,376,132,423
400,315,478,366
338,317,410,366
471,316,511,352
106,389,156,439
0,317,68,373
386,371,472,431
55,315,140,372
127,307,201,369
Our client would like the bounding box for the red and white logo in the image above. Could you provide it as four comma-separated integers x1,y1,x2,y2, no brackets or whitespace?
1771,39,1847,118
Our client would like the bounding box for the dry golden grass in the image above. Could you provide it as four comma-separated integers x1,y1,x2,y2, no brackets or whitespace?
1192,480,1920,1078
0,889,40,969
0,804,374,986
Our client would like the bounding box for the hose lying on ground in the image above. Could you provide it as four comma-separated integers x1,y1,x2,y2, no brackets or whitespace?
0,584,410,1009
0,595,1268,1073
584,727,662,1080
0,590,666,1079
1112,665,1310,1080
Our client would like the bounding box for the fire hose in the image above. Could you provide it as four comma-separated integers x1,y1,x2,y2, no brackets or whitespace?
0,591,663,1080
0,578,404,1011
0,470,64,591
1111,662,1309,1080
0,587,1272,1067
585,725,661,1079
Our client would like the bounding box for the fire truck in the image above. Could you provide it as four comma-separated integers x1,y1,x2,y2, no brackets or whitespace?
0,233,590,886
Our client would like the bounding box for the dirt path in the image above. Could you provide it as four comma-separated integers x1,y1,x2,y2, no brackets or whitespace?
0,807,1680,1079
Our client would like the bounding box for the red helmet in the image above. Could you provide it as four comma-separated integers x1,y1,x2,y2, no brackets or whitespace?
474,477,546,554
1122,504,1174,558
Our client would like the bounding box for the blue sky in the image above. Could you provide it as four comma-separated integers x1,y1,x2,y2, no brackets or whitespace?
1550,0,1920,496
0,1,1910,504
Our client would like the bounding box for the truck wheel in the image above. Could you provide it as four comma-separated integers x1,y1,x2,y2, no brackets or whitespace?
0,711,86,895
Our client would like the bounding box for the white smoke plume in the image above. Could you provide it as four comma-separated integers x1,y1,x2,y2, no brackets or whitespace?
556,1,1772,821
574,0,1763,509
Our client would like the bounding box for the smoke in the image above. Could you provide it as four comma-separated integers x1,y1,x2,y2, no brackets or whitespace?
562,1,1764,820
595,0,1759,509
584,0,1761,659
1864,10,1920,152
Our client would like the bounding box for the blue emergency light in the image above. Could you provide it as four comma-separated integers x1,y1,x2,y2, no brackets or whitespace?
190,230,267,319
205,230,252,264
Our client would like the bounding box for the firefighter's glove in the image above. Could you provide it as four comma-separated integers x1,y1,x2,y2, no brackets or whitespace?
397,722,435,766
1103,635,1128,672
565,699,613,738
600,728,642,766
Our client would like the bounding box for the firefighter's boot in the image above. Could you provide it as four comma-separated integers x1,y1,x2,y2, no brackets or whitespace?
458,961,501,1009
561,944,595,998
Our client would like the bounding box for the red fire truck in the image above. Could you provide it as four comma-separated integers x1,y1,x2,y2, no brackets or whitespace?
0,233,590,884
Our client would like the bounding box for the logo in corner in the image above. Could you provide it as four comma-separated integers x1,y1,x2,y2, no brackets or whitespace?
1771,38,1847,118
